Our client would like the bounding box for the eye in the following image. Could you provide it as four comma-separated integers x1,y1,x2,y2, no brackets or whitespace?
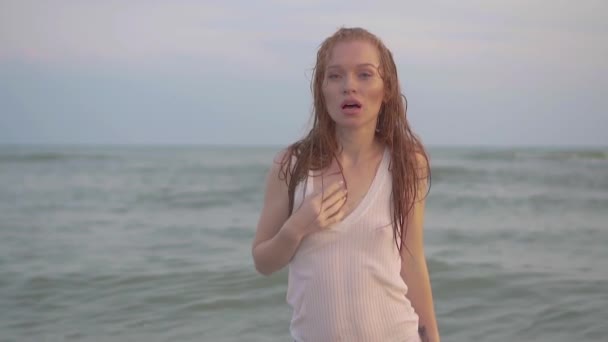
359,72,373,79
328,74,341,80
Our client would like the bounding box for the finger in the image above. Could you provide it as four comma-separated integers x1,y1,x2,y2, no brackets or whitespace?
326,207,345,226
316,179,344,200
322,184,347,206
323,190,347,215
320,183,346,205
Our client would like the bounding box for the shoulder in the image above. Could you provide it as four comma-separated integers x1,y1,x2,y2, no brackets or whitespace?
270,145,298,174
411,149,430,200
264,145,301,191
266,147,291,182
414,151,430,177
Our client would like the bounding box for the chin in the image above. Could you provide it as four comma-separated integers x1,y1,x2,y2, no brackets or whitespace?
334,119,374,131
329,111,375,130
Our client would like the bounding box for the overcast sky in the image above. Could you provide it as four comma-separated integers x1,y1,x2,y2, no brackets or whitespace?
1,0,606,147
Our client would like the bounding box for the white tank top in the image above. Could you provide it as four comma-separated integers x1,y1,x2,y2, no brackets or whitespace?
288,147,421,342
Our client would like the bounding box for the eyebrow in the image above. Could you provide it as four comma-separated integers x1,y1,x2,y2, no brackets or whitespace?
326,63,379,70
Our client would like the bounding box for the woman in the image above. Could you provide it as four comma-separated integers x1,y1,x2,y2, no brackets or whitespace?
252,27,440,342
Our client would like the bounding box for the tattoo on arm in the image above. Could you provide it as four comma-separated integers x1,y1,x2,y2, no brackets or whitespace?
418,325,429,342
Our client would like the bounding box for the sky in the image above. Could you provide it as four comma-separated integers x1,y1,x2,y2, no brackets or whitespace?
0,0,606,147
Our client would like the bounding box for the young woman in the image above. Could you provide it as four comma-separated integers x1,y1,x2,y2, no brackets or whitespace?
252,27,440,342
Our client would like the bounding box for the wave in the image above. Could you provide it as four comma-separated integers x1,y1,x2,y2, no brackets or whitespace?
466,149,608,162
134,187,261,210
0,152,119,163
430,165,481,182
540,150,608,161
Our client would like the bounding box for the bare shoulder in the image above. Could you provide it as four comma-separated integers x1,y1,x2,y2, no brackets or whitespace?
265,147,293,191
414,150,430,175
252,147,293,248
414,150,431,199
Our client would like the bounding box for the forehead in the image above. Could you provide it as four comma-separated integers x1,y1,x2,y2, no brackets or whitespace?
326,40,380,69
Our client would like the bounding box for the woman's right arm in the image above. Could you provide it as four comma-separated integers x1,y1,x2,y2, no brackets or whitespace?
251,151,304,275
251,150,347,275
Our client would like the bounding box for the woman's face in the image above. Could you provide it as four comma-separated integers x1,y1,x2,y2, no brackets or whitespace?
322,40,385,131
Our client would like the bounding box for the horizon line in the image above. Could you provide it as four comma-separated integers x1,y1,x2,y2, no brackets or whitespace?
1,142,606,149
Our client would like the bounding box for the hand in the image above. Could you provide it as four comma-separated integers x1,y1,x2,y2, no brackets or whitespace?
288,179,348,237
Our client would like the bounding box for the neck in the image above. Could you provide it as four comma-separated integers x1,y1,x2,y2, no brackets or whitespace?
335,125,382,165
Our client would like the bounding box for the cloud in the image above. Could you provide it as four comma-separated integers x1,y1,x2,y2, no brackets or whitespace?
1,0,605,77
0,1,288,72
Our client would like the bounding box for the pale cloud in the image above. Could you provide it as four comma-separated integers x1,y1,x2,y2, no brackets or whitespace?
312,2,607,64
0,0,606,146
0,0,287,71
1,0,605,77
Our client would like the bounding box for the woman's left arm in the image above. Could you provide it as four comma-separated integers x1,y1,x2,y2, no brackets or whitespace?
401,154,440,341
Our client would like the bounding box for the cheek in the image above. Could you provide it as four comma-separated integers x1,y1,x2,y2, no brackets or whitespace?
368,82,385,104
322,83,340,105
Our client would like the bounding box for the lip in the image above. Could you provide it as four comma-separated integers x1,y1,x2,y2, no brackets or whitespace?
340,98,362,109
340,98,363,116
341,107,362,115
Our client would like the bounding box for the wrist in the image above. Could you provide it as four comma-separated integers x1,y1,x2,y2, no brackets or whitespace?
279,218,305,243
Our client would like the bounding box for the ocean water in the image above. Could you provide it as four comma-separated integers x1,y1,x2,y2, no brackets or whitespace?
0,144,607,342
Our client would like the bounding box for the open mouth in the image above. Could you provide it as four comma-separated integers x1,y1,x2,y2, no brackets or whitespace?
341,99,362,109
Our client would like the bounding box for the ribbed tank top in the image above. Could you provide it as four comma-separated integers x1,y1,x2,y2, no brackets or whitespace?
287,147,421,342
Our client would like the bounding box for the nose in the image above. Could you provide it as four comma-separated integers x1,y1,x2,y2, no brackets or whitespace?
342,75,357,94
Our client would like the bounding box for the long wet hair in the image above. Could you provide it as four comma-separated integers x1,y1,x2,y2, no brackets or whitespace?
278,27,431,256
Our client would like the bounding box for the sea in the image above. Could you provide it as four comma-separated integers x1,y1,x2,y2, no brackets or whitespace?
0,144,607,342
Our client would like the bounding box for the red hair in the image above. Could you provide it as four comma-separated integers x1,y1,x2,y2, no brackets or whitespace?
279,27,431,255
